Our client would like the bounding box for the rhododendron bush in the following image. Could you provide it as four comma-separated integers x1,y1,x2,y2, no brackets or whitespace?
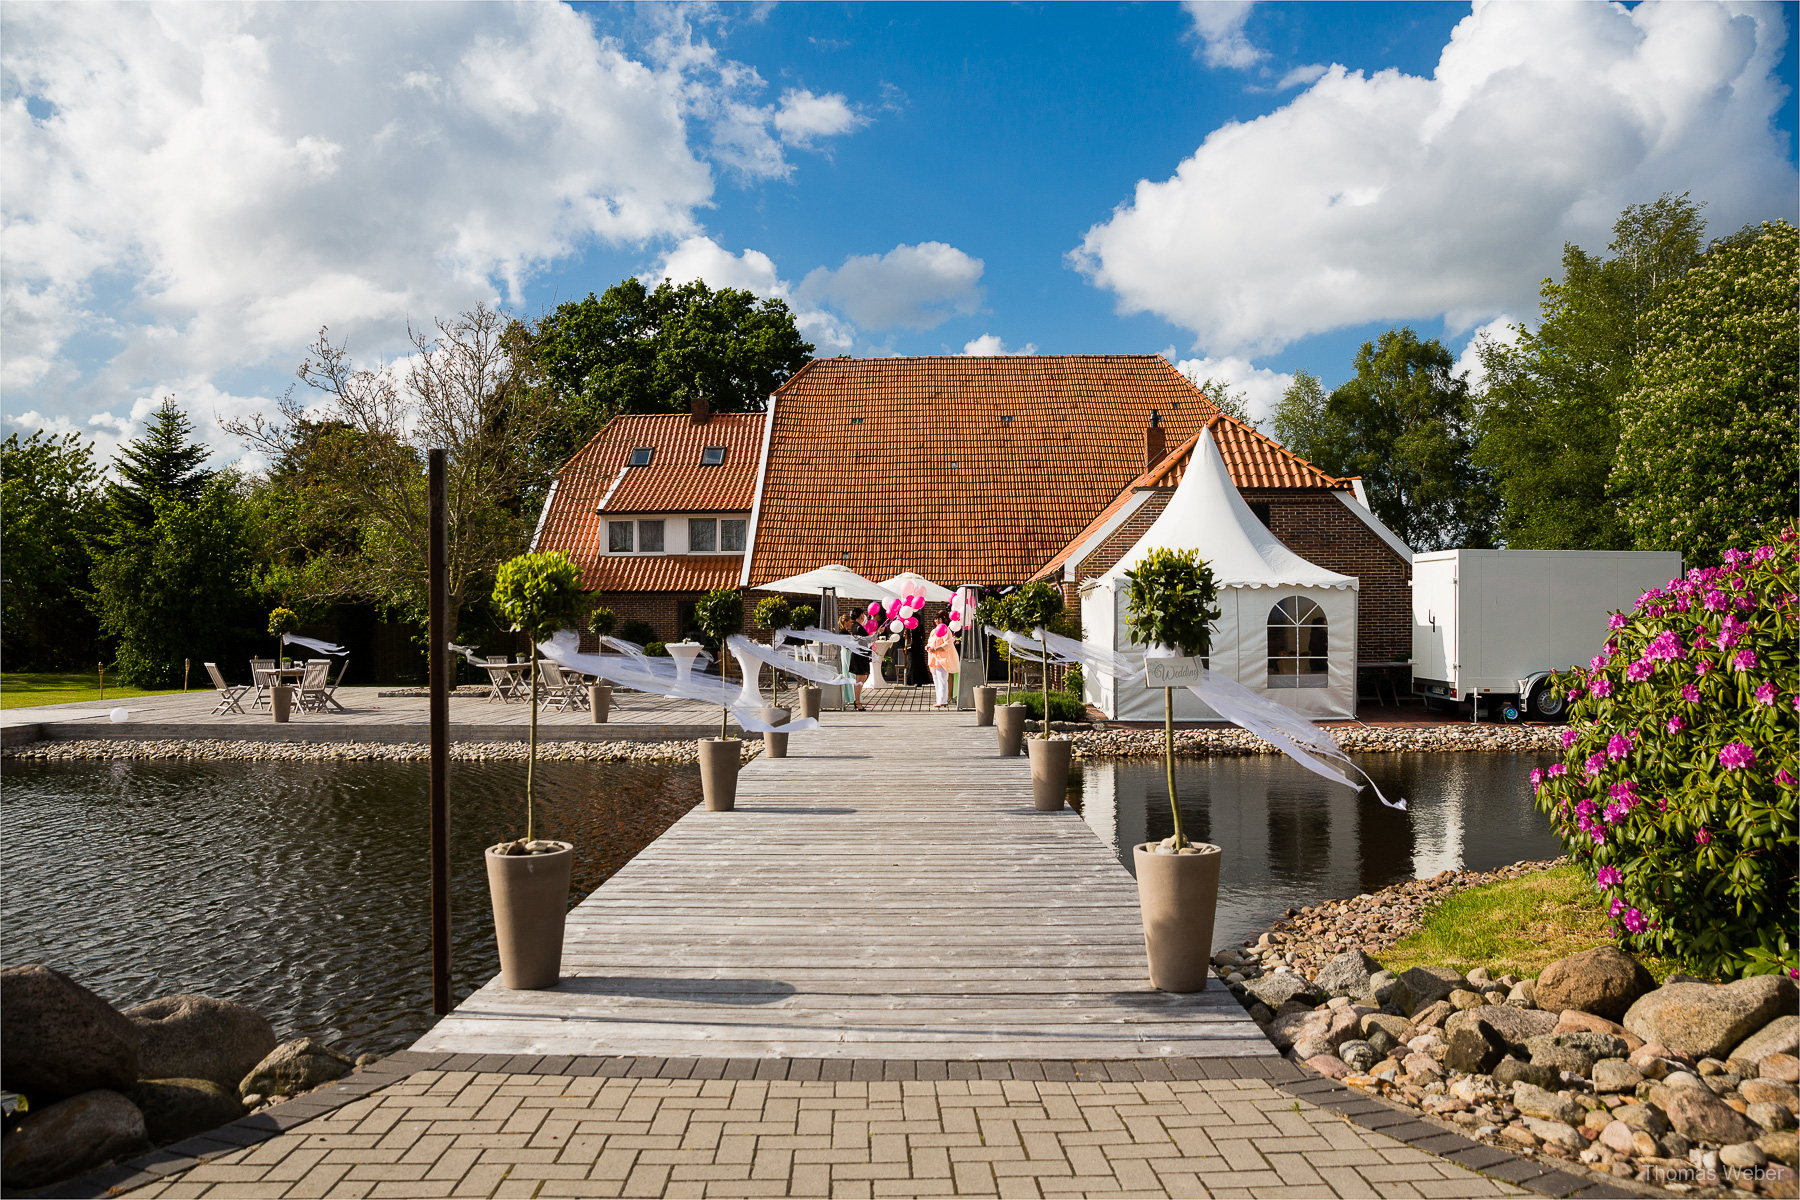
1534,526,1797,979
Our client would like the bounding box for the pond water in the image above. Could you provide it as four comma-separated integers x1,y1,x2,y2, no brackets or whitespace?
1,758,700,1056
1069,751,1563,953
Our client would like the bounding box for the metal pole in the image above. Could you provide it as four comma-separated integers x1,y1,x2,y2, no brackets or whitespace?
428,449,451,1016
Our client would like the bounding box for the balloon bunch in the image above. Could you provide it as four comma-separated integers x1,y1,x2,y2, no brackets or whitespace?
946,592,969,634
863,592,927,635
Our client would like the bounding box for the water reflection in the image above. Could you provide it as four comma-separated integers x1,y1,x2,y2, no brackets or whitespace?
1071,752,1562,952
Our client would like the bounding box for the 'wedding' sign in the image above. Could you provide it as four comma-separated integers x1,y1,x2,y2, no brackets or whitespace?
1144,656,1203,688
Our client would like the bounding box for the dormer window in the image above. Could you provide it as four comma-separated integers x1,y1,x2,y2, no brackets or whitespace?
700,445,727,466
628,447,654,466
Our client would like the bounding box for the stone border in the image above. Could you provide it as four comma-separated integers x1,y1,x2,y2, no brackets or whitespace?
27,1052,1649,1200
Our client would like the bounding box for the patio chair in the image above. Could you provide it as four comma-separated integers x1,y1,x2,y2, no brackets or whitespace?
482,660,522,703
296,659,332,712
204,662,250,715
538,659,587,713
316,656,350,712
249,658,277,709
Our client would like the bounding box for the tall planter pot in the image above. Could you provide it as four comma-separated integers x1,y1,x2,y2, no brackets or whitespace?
1027,737,1072,811
698,738,741,811
994,704,1025,757
588,684,612,723
760,705,790,758
974,686,996,726
799,685,821,720
270,684,294,723
1131,843,1222,993
485,841,574,990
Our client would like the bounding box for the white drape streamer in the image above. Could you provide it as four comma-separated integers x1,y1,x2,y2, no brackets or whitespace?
537,631,820,734
1023,627,1406,810
731,635,854,688
983,626,1050,663
282,633,346,656
779,627,873,653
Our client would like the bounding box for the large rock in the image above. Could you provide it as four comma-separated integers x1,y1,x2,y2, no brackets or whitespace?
0,1089,148,1191
1526,1031,1631,1076
1625,976,1800,1061
1243,973,1322,1010
1534,947,1655,1022
1493,1057,1561,1091
1662,1086,1760,1146
0,965,141,1101
1553,1008,1643,1051
1512,1082,1584,1125
127,1079,245,1145
1269,1006,1360,1055
1732,1015,1800,1068
1444,1021,1506,1074
1315,951,1384,999
1445,1006,1559,1055
125,995,277,1092
1393,966,1467,1017
239,1038,353,1099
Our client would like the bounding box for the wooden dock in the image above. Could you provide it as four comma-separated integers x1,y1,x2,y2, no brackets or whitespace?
415,711,1272,1061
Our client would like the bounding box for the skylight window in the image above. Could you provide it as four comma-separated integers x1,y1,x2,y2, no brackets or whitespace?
700,445,727,465
628,447,654,466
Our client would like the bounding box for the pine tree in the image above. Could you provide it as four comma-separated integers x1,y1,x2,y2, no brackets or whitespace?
106,400,212,537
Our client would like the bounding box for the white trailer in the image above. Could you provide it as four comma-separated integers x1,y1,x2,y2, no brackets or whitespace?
1412,549,1684,721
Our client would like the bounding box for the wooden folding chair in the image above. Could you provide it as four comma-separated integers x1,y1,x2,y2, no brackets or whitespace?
538,659,586,713
296,659,332,712
315,656,350,712
204,662,250,715
249,659,277,709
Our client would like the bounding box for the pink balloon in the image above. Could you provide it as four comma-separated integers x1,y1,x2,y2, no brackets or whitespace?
934,622,948,637
867,602,879,616
864,619,878,634
904,616,919,630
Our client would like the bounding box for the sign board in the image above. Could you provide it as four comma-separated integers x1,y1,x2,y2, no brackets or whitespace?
1144,655,1203,689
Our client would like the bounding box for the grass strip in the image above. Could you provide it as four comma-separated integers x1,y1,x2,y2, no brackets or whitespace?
1,672,187,710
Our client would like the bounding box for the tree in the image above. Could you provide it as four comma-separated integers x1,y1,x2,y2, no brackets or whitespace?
1304,329,1496,551
492,550,588,845
1186,376,1258,428
105,400,213,534
1267,370,1330,461
228,305,558,642
1611,221,1798,565
0,430,106,668
1122,548,1220,852
1473,194,1708,549
531,278,814,463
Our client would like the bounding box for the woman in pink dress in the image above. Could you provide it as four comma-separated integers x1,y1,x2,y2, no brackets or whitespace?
926,607,961,709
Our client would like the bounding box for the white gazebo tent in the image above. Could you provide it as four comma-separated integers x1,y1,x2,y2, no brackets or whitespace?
1081,425,1359,721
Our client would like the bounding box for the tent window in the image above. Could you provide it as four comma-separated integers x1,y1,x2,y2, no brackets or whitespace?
1268,596,1328,688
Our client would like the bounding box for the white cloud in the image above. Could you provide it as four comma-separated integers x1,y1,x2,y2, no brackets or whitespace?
1078,1,1798,358
962,334,1037,356
1453,314,1522,392
650,236,855,353
1276,63,1327,89
797,243,984,331
1183,1,1265,70
773,89,866,147
1169,353,1292,425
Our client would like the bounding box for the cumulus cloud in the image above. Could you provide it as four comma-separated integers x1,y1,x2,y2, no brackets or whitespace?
797,243,984,331
1078,1,1798,358
1169,353,1292,425
1183,1,1265,70
1453,314,1523,391
773,88,866,147
651,236,855,353
962,334,1037,356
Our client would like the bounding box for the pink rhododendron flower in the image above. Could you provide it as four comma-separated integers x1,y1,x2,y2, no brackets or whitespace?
1548,764,1567,778
1681,684,1700,703
1609,781,1638,801
1754,545,1775,563
1609,897,1624,917
1603,802,1627,825
1530,769,1545,787
1733,649,1757,672
1695,827,1712,845
1561,728,1579,749
1584,753,1607,777
1675,594,1692,612
1735,594,1753,611
1590,677,1613,698
1626,660,1653,683
1645,632,1684,660
1704,590,1726,611
1591,653,1610,672
1755,682,1777,705
1667,715,1685,734
1623,908,1647,933
1596,866,1621,889
1777,769,1796,786
1719,742,1756,770
1606,734,1631,761
1608,613,1628,630
1694,659,1713,677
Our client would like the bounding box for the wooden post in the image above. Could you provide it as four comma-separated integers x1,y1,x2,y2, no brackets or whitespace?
98,662,104,702
428,449,451,1016
184,658,190,692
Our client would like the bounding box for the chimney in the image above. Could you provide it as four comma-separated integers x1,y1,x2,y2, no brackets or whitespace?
690,392,710,425
1145,409,1165,471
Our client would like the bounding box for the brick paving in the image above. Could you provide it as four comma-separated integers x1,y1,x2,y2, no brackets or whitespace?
104,1065,1558,1200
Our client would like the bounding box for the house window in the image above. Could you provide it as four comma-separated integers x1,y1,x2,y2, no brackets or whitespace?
638,520,665,553
721,519,747,551
608,521,633,553
700,446,727,465
850,417,864,425
689,518,716,552
1268,596,1328,688
628,447,654,466
1248,502,1272,529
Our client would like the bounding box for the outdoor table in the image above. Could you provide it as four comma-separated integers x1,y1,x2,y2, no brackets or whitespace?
865,636,900,689
488,661,533,702
665,642,706,681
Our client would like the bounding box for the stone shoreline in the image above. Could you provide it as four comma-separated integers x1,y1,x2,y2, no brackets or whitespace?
1075,721,1564,758
2,737,760,763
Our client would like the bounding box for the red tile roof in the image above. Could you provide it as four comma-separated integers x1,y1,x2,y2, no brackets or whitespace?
746,356,1347,587
535,412,761,593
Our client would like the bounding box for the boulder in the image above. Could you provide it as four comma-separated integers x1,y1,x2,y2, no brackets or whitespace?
1759,1129,1799,1168
1592,1059,1644,1094
1523,1117,1582,1150
1339,1040,1377,1073
1243,974,1322,1011
1721,1141,1768,1170
1513,1082,1584,1125
1392,966,1466,1017
1444,1021,1506,1075
1304,1054,1349,1080
125,995,277,1092
1614,1103,1670,1136
1361,1013,1411,1043
1448,989,1486,1011
1403,1053,1444,1082
1534,947,1655,1022
1410,1000,1456,1030
0,965,141,1101
1599,1120,1637,1155
0,1089,148,1191
238,1038,353,1099
1269,1006,1360,1054
1748,1102,1796,1131
1764,1054,1800,1084
1526,1031,1631,1076
1742,1079,1800,1113
1663,1086,1760,1146
1508,980,1537,1009
1553,1009,1644,1051
1446,1006,1559,1055
127,1079,245,1145
1732,1015,1800,1069
1624,976,1800,1061
1493,1057,1562,1091
1315,951,1384,999
1366,970,1399,1006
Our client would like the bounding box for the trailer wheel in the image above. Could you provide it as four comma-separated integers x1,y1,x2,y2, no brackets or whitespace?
1527,681,1567,722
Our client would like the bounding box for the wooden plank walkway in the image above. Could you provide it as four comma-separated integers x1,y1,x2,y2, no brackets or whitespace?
414,712,1272,1060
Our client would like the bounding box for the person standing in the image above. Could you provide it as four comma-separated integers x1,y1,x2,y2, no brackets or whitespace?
839,614,871,711
926,608,961,709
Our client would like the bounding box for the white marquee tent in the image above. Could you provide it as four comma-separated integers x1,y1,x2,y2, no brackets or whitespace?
1081,425,1360,721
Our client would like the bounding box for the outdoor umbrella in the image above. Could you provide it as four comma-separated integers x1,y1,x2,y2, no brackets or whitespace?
877,572,954,602
754,564,898,602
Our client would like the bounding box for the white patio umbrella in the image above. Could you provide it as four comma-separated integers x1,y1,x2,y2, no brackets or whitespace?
754,564,897,602
877,572,954,602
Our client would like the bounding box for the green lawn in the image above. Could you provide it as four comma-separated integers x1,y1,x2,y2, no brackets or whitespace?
1381,864,1699,982
1,671,190,710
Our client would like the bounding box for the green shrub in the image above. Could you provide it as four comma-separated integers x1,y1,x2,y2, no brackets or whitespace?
644,641,668,657
1064,663,1084,697
753,596,792,631
1534,525,1797,979
588,606,618,637
1017,691,1087,723
617,619,658,646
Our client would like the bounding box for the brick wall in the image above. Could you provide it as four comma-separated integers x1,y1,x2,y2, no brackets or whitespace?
1074,488,1412,663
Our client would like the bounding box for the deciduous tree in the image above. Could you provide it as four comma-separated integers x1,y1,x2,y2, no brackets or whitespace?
1,431,106,668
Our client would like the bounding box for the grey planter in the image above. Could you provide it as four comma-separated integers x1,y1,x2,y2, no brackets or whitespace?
698,738,741,810
760,705,790,758
1027,738,1072,811
588,684,611,723
270,685,294,723
486,840,574,990
1132,842,1222,993
799,686,821,720
995,704,1025,757
974,686,996,726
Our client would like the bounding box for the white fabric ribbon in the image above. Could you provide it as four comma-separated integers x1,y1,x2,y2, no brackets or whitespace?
537,631,820,734
983,626,1050,663
282,633,346,656
778,626,873,652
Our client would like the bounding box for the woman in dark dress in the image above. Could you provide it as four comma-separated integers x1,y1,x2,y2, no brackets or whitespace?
905,619,929,687
839,615,871,710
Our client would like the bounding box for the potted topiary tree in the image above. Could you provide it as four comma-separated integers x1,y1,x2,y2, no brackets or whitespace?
788,604,823,719
1122,547,1223,992
266,607,300,722
1013,581,1070,811
488,550,588,990
693,587,746,809
986,594,1031,757
751,595,793,757
587,606,618,722
971,596,1002,726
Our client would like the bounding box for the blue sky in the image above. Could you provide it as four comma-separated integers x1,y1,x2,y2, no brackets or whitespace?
4,1,1796,464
